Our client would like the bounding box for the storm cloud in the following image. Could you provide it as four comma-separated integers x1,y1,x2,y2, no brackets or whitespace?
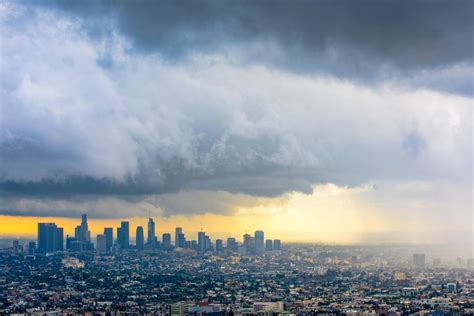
39,0,474,95
0,1,472,218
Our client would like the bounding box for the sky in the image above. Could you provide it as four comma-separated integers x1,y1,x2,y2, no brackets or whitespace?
0,1,472,248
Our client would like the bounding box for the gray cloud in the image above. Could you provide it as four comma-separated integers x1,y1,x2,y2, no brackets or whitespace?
0,1,472,219
34,0,474,96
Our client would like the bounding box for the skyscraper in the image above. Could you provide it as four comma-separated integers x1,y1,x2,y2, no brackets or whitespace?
243,233,253,252
205,235,211,251
12,240,19,254
162,233,171,248
81,214,91,242
227,237,238,252
104,227,113,251
273,239,281,251
255,230,264,254
147,218,156,246
28,241,36,255
177,233,186,248
72,214,93,251
215,239,224,252
175,227,183,247
96,234,107,253
117,221,130,249
136,226,144,250
265,239,273,251
198,231,206,252
37,223,63,253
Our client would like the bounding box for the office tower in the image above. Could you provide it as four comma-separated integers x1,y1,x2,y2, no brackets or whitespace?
136,226,144,250
121,221,130,248
265,239,273,251
413,253,426,268
227,237,238,252
255,230,265,254
66,236,75,251
81,214,91,242
175,227,183,246
38,223,63,253
162,233,171,248
198,231,206,252
74,214,90,242
147,218,156,246
12,240,19,254
177,233,186,248
205,235,211,251
215,239,224,252
104,228,113,251
243,233,254,252
28,241,36,255
243,234,252,246
273,239,281,251
72,214,93,251
96,234,107,253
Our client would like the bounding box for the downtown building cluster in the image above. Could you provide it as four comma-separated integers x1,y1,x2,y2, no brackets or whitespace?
35,214,282,255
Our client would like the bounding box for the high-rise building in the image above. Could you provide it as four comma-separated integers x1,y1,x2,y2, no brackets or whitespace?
273,239,281,251
104,227,113,251
265,239,273,251
81,214,91,242
243,233,254,252
413,253,426,268
227,237,238,252
28,241,36,255
162,233,171,248
72,214,93,251
12,240,19,254
147,218,156,246
198,231,206,252
175,227,183,247
96,234,107,253
215,239,224,252
136,226,144,250
117,221,130,249
37,223,63,253
254,230,265,254
205,235,211,251
243,234,252,246
177,233,186,248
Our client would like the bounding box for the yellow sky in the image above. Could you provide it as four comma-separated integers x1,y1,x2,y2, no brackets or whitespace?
0,184,398,243
0,184,468,244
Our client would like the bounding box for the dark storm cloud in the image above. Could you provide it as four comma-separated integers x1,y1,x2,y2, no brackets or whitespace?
1,1,472,218
37,0,474,95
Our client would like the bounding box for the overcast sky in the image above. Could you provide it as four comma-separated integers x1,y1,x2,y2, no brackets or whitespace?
0,1,472,242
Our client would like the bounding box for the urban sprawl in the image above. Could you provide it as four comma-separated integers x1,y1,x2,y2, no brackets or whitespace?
1,214,473,315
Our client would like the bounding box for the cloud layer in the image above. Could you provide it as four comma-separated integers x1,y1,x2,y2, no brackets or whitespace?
41,0,474,95
0,2,472,221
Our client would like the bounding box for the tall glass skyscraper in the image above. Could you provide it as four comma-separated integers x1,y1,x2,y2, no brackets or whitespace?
37,223,63,253
254,230,264,254
103,227,113,251
147,218,155,245
136,226,144,250
117,221,130,249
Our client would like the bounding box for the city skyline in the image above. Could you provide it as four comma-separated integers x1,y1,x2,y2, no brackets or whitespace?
33,213,282,255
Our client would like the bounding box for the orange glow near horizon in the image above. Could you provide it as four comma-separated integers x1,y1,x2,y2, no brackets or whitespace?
0,185,470,245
